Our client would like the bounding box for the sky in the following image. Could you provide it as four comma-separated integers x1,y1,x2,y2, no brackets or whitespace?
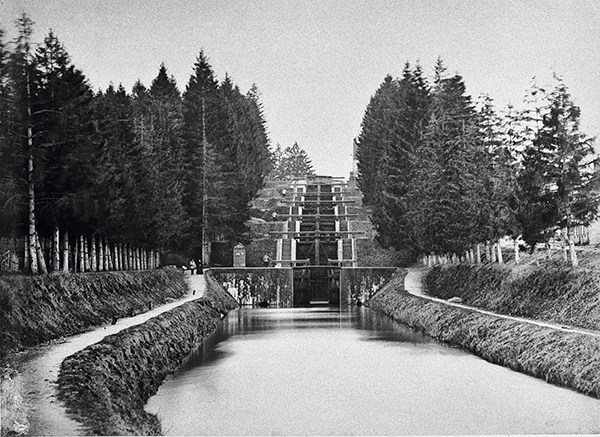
2,0,599,178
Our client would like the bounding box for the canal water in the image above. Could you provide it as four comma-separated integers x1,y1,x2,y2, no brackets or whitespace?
145,307,600,435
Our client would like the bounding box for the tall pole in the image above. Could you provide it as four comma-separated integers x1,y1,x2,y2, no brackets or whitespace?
201,95,208,267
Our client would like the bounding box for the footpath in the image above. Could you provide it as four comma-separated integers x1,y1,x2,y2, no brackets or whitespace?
404,267,600,339
18,273,206,437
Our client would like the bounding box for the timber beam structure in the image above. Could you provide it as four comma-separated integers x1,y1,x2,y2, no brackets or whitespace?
277,214,360,219
270,230,364,236
280,199,356,205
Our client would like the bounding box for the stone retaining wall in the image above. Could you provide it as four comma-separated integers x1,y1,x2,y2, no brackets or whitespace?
340,267,402,304
209,267,294,307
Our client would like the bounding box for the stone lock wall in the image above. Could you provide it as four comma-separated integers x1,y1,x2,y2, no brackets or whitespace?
340,267,402,305
208,267,294,307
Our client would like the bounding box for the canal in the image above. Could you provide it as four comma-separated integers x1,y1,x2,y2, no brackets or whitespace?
145,307,600,435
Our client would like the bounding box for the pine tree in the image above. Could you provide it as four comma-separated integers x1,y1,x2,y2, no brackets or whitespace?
374,63,431,256
182,51,223,262
0,27,26,239
33,31,96,242
127,66,188,249
517,77,599,264
274,142,315,179
218,78,271,241
92,84,137,243
355,75,398,206
7,14,49,273
474,95,520,245
420,62,488,255
270,143,284,179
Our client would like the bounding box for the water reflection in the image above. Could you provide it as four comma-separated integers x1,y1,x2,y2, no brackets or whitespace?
148,307,600,436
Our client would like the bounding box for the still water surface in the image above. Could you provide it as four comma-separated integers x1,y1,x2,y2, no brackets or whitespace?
145,307,600,435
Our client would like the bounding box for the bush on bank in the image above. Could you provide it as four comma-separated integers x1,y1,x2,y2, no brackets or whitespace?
425,262,600,330
368,275,600,399
57,273,237,436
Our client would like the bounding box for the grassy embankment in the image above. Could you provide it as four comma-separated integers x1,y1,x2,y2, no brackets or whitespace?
368,253,600,398
56,273,237,436
0,269,188,364
0,269,187,437
425,255,600,331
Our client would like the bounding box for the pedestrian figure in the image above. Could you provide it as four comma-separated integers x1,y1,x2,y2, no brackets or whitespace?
189,259,197,275
263,253,271,267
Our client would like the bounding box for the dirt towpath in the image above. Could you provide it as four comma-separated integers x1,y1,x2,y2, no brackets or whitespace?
19,272,206,436
404,267,600,339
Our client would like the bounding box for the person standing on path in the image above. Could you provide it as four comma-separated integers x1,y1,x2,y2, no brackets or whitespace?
263,253,271,267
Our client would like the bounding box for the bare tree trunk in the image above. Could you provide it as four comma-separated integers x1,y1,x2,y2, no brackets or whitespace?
52,226,60,272
485,242,491,263
514,240,520,264
75,235,81,272
77,235,83,272
109,244,114,271
476,244,481,264
98,236,104,272
27,63,39,275
103,238,109,271
569,235,578,267
24,236,30,272
490,243,497,263
497,240,503,264
84,236,90,272
113,244,118,271
62,230,69,273
33,233,48,274
107,242,113,271
90,236,97,272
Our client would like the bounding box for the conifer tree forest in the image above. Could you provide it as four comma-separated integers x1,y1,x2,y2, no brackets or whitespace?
356,59,599,267
0,16,272,273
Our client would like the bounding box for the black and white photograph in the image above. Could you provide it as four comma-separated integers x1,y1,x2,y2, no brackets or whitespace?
1,1,600,435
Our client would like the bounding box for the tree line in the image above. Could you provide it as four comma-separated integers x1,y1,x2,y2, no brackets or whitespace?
0,15,272,273
356,59,599,267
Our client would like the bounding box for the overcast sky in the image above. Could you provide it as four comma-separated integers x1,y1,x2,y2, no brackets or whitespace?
2,0,599,178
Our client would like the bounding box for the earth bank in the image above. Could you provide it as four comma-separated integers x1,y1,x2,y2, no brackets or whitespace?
1,269,189,437
367,263,600,398
0,269,188,361
56,274,237,435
